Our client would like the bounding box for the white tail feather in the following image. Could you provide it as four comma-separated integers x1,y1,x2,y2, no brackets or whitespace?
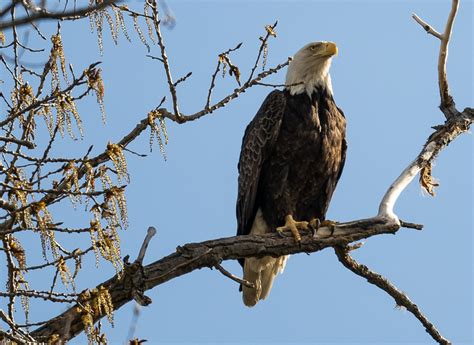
242,209,288,307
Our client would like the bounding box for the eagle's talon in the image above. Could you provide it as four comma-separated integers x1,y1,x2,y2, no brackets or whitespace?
309,218,320,237
276,227,286,238
310,219,338,237
321,220,337,236
276,215,309,243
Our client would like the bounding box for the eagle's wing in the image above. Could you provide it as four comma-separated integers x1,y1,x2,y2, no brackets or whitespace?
335,106,347,184
236,90,286,237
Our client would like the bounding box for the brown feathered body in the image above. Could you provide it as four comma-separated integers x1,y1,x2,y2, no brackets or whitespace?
236,82,346,307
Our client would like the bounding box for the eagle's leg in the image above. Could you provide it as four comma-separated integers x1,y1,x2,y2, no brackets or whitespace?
309,218,338,237
276,215,309,242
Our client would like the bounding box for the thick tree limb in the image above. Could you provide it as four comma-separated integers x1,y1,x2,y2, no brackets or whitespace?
335,246,451,345
30,218,401,341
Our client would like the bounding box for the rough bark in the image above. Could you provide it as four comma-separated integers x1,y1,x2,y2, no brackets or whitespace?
31,217,399,341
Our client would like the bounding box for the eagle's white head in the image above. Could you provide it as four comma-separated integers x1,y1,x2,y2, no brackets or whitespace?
285,41,338,96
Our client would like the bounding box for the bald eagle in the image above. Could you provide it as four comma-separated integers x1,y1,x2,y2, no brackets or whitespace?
236,42,347,307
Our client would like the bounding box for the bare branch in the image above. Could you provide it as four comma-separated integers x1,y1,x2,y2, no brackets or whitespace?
379,0,468,220
161,58,292,124
215,263,255,289
204,42,243,110
173,71,192,87
16,247,94,271
246,21,278,83
378,107,472,220
148,1,181,121
334,246,451,345
399,219,424,230
135,226,157,264
438,0,459,117
411,14,443,39
0,309,35,343
0,0,121,30
0,136,35,149
413,0,460,118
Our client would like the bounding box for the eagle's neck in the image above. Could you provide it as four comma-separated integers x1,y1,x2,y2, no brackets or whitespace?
285,59,333,97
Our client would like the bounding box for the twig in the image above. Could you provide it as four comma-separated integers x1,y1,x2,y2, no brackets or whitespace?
0,290,77,303
246,21,278,83
0,0,121,30
205,59,221,110
215,263,255,289
1,237,16,322
145,54,163,62
17,247,93,271
0,309,35,342
173,72,192,87
255,81,303,88
0,136,35,149
149,1,181,121
411,14,443,39
334,246,451,345
399,219,424,230
161,58,291,123
135,226,157,264
204,42,243,109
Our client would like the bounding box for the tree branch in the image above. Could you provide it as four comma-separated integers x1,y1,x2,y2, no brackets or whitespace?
334,246,451,345
412,0,459,118
148,0,181,121
437,0,459,117
380,0,468,221
0,136,35,149
31,218,402,341
159,58,291,124
0,0,121,30
411,14,443,39
377,106,472,221
215,263,255,289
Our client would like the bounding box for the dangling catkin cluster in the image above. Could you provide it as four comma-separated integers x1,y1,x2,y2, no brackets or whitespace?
106,143,129,183
86,67,106,123
148,110,168,158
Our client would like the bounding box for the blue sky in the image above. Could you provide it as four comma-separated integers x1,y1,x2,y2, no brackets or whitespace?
1,1,472,344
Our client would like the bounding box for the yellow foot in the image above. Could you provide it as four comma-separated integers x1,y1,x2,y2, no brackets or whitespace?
276,215,309,242
309,219,338,236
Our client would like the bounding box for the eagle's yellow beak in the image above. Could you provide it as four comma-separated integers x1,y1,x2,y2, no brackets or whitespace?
323,42,338,57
